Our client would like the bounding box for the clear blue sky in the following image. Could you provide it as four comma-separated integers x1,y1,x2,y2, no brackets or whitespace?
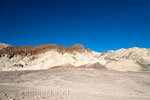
0,0,150,52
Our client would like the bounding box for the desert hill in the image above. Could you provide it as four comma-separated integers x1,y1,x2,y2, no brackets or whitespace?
0,43,150,72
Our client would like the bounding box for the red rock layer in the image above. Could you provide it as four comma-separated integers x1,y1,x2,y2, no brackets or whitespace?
0,44,92,57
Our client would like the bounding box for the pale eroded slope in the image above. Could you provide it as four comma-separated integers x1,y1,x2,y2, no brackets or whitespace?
0,43,150,72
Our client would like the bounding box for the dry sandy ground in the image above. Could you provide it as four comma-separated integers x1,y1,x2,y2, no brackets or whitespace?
0,68,150,100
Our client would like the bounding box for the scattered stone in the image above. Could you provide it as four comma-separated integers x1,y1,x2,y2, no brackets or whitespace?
34,96,37,99
9,98,15,100
13,64,24,67
3,93,7,96
8,54,14,59
18,64,24,67
8,96,13,99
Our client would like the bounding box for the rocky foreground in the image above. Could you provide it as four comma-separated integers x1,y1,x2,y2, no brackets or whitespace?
0,68,150,100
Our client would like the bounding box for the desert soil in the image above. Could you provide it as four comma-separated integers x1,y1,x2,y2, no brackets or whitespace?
0,68,150,100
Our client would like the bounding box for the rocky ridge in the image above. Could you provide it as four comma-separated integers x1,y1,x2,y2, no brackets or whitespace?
0,43,150,72
0,43,12,50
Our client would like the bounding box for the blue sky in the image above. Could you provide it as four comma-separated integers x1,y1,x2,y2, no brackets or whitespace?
0,0,150,52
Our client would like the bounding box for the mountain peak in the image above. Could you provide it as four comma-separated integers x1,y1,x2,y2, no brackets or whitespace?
0,43,12,50
72,44,85,49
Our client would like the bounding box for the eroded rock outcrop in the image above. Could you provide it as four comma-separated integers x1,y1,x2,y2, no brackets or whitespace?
0,44,91,57
0,43,150,72
0,43,12,50
100,47,150,71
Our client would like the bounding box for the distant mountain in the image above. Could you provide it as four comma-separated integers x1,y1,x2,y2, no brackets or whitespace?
0,43,12,50
100,47,150,71
0,43,150,72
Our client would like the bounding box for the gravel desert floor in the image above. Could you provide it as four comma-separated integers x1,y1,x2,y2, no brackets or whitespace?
0,68,150,100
